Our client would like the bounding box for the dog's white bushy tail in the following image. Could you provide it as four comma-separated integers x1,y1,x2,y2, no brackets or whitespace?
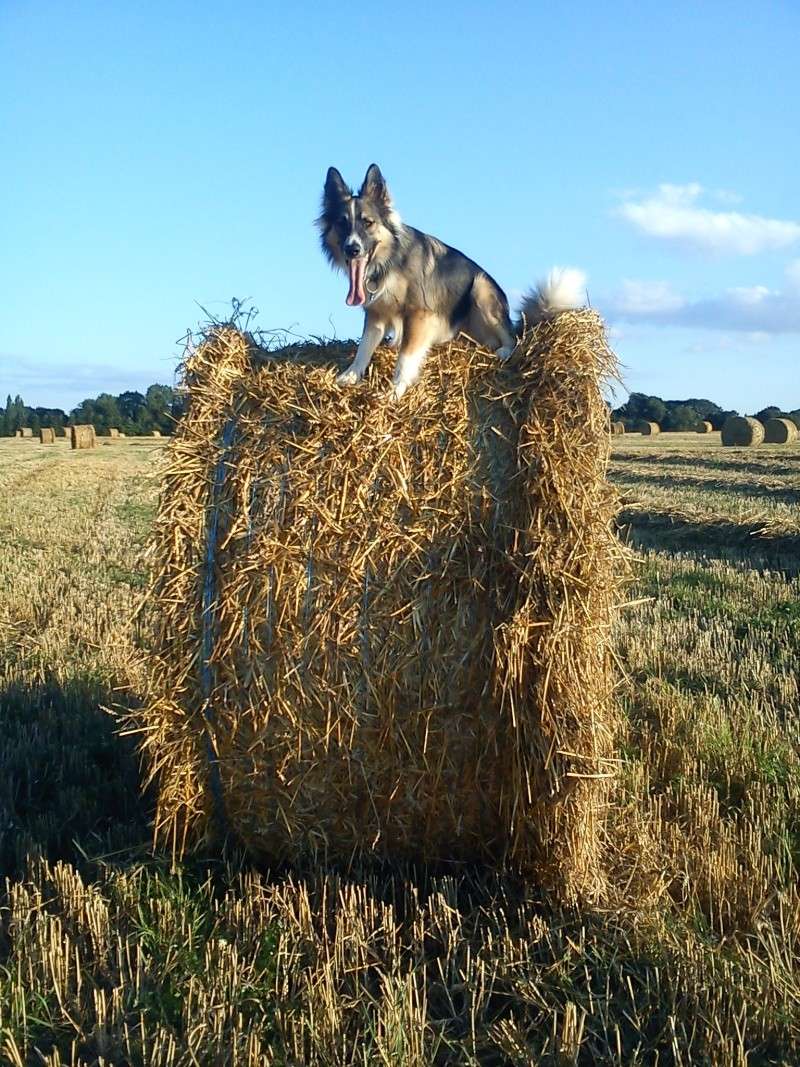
518,267,587,330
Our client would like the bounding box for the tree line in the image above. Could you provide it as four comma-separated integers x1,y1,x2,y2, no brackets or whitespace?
4,384,797,438
611,394,800,433
0,385,182,437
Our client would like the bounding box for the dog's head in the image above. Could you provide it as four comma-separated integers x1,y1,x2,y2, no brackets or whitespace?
316,164,402,306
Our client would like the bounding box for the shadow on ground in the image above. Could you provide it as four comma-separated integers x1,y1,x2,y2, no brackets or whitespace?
618,510,800,572
0,674,153,878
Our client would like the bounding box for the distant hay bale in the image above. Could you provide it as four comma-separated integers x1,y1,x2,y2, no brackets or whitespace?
611,421,625,435
764,418,798,444
135,313,628,904
721,416,764,447
39,427,56,444
20,427,33,438
638,421,660,435
108,428,120,438
152,430,162,437
697,421,713,433
14,430,22,438
70,424,97,450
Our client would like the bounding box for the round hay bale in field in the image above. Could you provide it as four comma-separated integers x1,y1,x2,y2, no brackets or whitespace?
638,421,660,435
611,421,625,435
721,416,764,447
20,427,33,438
39,427,56,444
70,424,97,450
697,421,713,433
152,429,162,437
108,427,120,438
14,430,22,438
136,313,628,904
764,418,798,444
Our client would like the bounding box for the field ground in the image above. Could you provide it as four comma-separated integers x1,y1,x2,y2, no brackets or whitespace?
1,432,799,1064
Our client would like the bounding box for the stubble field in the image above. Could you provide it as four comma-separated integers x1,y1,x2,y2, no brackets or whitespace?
1,431,798,1065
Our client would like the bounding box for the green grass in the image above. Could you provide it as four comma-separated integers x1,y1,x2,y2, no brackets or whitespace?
0,434,799,1065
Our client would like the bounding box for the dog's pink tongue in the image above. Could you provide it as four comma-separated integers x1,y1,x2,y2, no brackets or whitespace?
346,257,367,306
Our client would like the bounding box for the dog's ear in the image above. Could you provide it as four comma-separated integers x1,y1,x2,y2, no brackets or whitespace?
324,166,350,206
359,163,390,204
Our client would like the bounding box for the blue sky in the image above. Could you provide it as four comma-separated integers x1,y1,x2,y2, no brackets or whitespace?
2,0,798,412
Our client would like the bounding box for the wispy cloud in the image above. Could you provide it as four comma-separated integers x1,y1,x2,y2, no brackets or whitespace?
602,260,800,334
616,184,800,255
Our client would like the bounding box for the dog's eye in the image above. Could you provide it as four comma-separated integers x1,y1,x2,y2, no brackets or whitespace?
362,219,374,229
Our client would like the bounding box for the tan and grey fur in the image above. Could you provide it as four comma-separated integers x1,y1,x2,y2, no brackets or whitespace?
317,164,585,398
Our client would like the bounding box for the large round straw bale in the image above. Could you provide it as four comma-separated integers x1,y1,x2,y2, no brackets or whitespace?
136,313,627,904
20,427,33,438
70,424,97,450
764,417,798,444
611,421,625,435
14,429,22,438
638,421,660,435
40,427,56,444
108,427,120,438
697,421,713,433
152,429,162,437
721,416,764,447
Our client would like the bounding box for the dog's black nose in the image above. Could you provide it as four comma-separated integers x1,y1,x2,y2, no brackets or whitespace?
344,243,362,259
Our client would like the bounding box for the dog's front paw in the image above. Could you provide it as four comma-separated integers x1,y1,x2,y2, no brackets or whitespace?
495,345,514,361
336,366,362,387
387,380,410,402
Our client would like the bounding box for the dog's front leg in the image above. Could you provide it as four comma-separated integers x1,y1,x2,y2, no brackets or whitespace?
390,348,429,400
389,312,439,400
337,317,385,386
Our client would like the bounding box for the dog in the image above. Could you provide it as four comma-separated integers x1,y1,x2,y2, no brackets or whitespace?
317,163,586,398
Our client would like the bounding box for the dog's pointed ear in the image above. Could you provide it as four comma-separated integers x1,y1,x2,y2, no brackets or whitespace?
324,166,350,205
359,163,390,203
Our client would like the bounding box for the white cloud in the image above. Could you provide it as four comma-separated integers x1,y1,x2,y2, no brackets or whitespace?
616,184,800,255
683,332,770,354
612,279,685,315
784,258,800,290
602,262,800,334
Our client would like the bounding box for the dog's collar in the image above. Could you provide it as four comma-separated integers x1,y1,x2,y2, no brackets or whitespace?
364,267,384,303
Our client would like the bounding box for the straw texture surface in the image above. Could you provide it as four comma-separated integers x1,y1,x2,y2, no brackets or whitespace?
764,418,798,444
639,421,660,435
137,312,626,903
70,425,97,450
722,416,764,447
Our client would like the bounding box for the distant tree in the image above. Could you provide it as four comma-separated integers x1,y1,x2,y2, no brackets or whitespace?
674,398,724,421
611,392,667,430
144,384,176,434
70,397,99,428
715,409,740,431
33,407,67,431
662,404,702,432
117,390,146,428
755,406,785,423
94,394,124,434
